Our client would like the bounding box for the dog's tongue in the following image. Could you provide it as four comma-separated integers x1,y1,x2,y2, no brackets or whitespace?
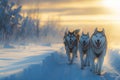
96,42,101,47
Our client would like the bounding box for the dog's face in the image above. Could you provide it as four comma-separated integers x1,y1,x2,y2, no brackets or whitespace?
92,28,106,48
80,32,89,47
66,31,77,48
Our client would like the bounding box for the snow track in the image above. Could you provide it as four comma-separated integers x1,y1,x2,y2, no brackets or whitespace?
1,46,120,80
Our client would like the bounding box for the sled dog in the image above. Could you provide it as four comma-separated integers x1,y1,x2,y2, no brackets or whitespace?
90,28,107,75
79,32,90,69
64,29,80,64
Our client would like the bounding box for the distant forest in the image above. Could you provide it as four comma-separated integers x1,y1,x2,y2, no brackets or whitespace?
0,0,64,44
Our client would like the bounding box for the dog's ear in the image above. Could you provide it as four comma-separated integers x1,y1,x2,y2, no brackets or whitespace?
74,29,80,35
65,28,68,35
65,31,67,36
102,28,105,33
94,27,98,34
87,32,89,36
102,28,105,35
95,27,98,32
82,32,84,35
68,30,70,34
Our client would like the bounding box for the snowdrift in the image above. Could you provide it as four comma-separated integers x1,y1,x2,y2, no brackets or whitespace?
1,48,120,80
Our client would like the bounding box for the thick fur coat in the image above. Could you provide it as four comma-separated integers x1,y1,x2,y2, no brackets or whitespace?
79,32,90,69
90,28,107,75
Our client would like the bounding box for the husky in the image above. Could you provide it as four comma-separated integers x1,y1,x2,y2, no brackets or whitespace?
79,32,90,69
64,29,80,64
90,28,107,75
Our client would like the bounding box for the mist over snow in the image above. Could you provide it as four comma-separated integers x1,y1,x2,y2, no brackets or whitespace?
0,0,65,46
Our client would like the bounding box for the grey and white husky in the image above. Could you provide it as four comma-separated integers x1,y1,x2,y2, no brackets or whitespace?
64,29,80,64
79,32,90,69
90,28,107,75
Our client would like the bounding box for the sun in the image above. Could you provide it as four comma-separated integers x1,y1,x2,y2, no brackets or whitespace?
102,0,120,13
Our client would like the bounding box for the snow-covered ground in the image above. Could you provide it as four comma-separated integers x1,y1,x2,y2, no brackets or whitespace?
0,43,61,79
0,43,120,80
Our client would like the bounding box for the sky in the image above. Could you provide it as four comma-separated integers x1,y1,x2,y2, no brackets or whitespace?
11,0,120,48
11,0,120,22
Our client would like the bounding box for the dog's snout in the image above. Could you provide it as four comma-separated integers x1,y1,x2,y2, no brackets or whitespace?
83,40,86,45
70,38,73,43
96,39,101,47
97,39,100,42
83,41,85,43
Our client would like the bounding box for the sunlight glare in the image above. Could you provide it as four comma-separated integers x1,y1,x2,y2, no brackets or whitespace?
102,0,120,14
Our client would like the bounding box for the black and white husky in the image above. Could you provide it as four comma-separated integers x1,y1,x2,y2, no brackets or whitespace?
79,32,90,69
90,28,107,75
64,29,80,64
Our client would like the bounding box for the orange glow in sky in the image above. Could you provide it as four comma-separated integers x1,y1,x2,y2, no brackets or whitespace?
16,0,120,48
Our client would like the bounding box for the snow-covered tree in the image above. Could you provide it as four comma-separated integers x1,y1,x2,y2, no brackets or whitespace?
20,17,40,41
35,19,40,38
0,0,22,42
